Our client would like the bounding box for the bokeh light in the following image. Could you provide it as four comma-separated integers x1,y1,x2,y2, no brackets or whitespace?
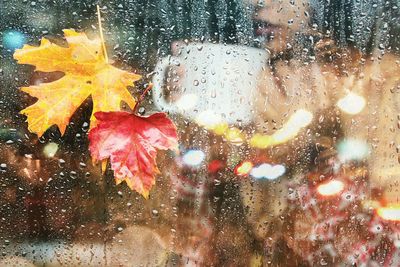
3,30,26,50
196,110,222,127
250,163,286,180
250,109,313,149
234,161,253,176
316,180,344,196
377,206,400,221
337,139,369,162
43,142,59,158
337,92,366,115
272,109,313,143
182,150,205,167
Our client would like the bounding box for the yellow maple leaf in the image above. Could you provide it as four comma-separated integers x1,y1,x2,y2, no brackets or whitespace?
14,29,141,136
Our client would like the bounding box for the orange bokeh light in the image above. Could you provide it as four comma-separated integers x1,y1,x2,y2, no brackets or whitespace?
234,161,253,176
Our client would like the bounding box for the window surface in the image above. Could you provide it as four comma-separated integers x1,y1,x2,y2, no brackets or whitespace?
1,0,400,266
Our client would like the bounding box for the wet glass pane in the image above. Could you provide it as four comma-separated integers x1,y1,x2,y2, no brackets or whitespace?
1,0,400,265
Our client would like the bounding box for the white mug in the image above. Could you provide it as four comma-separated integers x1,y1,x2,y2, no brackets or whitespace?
152,43,269,126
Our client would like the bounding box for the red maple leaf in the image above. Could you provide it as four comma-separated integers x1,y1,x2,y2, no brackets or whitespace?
89,111,178,198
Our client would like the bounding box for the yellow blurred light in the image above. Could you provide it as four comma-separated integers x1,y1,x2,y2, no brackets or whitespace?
225,127,244,143
377,206,400,221
212,123,229,135
235,161,253,176
337,92,366,115
249,134,273,149
317,180,344,196
249,110,313,149
206,109,312,148
271,109,313,144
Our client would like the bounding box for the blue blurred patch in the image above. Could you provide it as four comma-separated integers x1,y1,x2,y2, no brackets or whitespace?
3,30,26,50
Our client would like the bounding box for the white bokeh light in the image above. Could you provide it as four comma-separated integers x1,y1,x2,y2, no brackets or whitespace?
337,139,369,162
337,92,366,115
182,150,205,166
250,163,286,180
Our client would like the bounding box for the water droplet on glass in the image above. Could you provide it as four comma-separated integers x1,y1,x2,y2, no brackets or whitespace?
138,106,145,115
82,122,89,132
0,164,7,172
69,171,77,179
38,136,46,144
211,88,217,98
58,159,65,168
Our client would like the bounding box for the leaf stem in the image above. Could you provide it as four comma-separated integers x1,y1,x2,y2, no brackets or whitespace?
97,5,109,63
134,83,153,113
